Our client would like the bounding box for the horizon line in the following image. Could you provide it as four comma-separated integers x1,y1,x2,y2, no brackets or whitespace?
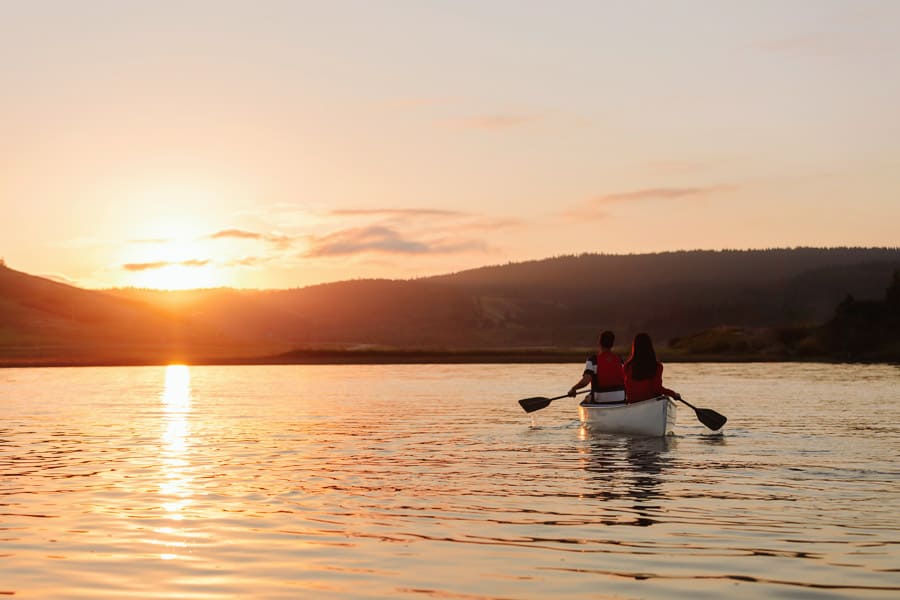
6,244,900,293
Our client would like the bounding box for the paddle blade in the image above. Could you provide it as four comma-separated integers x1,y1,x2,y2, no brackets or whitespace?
694,407,727,431
518,396,553,413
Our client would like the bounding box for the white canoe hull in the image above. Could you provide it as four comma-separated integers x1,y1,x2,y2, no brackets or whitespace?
578,396,677,437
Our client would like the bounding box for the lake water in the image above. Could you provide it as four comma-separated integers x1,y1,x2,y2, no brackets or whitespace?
1,362,898,599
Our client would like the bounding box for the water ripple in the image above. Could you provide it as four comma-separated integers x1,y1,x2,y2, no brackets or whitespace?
1,363,899,598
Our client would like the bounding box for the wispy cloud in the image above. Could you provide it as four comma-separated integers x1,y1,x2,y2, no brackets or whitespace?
562,185,736,220
328,207,522,230
122,259,210,272
205,206,510,262
304,226,486,258
209,228,265,241
223,256,279,267
324,207,522,245
207,228,294,250
594,186,735,205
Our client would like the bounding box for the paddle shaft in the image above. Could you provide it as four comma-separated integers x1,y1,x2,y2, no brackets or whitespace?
675,396,697,410
540,389,591,404
546,392,578,402
518,389,589,413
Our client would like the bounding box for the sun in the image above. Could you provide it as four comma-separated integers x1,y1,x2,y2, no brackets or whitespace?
122,220,229,290
132,263,223,290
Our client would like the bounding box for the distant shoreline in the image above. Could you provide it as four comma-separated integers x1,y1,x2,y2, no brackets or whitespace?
0,347,870,368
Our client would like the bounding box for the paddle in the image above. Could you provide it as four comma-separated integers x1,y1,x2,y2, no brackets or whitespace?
518,389,589,413
674,396,727,431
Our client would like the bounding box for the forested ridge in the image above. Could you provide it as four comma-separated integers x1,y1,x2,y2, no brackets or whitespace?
2,247,899,364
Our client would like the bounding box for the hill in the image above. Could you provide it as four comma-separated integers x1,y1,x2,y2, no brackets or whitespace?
2,247,899,365
428,248,900,346
0,264,279,365
110,279,481,347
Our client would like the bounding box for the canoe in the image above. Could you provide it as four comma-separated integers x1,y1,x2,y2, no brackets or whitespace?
578,395,677,437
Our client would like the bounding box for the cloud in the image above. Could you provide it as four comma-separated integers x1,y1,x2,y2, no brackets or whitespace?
561,185,736,220
205,207,509,261
224,256,271,267
304,226,485,258
123,262,169,272
209,228,265,241
305,226,427,257
327,208,523,233
122,259,210,272
180,259,210,268
593,186,735,205
266,234,293,250
207,228,294,250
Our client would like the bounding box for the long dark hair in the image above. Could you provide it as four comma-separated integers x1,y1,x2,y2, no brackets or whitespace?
625,332,658,380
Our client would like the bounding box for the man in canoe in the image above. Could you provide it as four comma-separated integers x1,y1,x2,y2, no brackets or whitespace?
567,330,625,403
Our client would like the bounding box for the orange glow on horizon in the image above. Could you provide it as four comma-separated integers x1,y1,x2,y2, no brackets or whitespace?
128,263,225,290
119,216,231,289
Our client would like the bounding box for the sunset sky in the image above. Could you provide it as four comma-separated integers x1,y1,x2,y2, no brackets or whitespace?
2,0,899,290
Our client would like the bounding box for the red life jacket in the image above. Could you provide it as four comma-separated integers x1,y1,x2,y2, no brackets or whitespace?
624,362,665,403
594,350,625,389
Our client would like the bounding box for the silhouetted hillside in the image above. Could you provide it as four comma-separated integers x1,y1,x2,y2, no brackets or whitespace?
428,248,900,345
107,247,900,352
3,247,900,365
432,247,897,291
112,279,481,346
820,270,900,361
0,264,271,364
669,269,900,362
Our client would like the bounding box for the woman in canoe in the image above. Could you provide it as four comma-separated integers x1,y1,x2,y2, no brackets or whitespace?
624,332,681,404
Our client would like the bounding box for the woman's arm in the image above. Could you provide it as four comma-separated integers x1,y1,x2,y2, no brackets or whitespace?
657,363,681,399
661,386,680,399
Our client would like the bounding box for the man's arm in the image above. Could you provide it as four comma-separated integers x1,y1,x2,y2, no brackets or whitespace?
568,373,592,396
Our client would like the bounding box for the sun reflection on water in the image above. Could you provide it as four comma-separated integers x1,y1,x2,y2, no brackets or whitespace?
157,364,194,556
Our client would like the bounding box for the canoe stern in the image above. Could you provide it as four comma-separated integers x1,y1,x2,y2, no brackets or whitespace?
578,396,677,437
